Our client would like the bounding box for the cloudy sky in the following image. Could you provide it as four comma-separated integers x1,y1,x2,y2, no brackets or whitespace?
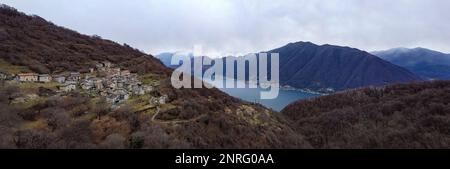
2,0,450,56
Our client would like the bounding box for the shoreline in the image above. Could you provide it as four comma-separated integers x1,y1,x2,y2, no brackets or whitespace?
201,76,332,96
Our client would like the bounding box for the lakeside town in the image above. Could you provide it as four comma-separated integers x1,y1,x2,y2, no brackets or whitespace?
0,61,163,105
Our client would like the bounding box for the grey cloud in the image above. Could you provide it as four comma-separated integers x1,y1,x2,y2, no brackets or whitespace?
2,0,449,56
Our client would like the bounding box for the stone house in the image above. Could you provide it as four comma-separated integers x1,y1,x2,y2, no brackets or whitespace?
84,75,94,80
53,75,65,84
130,73,138,79
103,61,112,68
117,82,124,88
126,81,138,89
106,80,117,89
94,78,103,90
100,91,108,97
65,80,77,85
96,63,106,71
18,73,38,82
107,94,120,104
96,63,104,68
158,95,168,104
69,72,81,81
132,85,145,95
0,72,8,80
38,74,52,83
149,95,168,107
143,85,154,92
6,74,15,80
120,70,131,76
107,89,129,104
59,83,76,92
81,80,94,90
107,95,127,104
113,89,129,98
95,61,112,71
108,68,121,77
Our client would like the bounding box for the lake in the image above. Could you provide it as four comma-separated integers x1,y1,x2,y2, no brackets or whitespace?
204,77,320,111
219,87,320,111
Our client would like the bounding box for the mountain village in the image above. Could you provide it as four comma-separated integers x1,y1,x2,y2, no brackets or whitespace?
0,61,167,105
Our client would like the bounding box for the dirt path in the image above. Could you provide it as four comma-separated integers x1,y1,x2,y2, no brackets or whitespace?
134,105,155,113
150,106,207,124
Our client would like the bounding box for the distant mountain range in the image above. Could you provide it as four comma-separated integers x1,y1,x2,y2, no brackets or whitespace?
156,42,423,92
372,48,450,80
155,52,176,68
155,52,195,69
268,42,422,91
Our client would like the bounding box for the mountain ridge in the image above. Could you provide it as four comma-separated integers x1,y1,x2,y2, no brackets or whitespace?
269,41,423,91
373,47,450,80
155,42,423,92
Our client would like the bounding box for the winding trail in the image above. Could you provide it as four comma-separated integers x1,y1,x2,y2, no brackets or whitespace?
150,106,207,124
133,103,207,124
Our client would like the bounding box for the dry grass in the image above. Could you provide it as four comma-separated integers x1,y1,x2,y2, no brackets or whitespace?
22,119,48,130
0,59,31,74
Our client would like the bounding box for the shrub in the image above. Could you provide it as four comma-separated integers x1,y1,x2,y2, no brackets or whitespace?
128,132,144,149
100,134,126,149
14,129,54,149
111,106,140,132
41,107,70,131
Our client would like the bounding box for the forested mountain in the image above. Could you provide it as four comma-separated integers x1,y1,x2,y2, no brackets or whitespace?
270,42,422,91
156,42,423,92
373,47,450,80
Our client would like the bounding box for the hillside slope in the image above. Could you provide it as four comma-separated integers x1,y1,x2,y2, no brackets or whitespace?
0,5,309,149
282,80,450,148
0,4,169,75
270,42,422,91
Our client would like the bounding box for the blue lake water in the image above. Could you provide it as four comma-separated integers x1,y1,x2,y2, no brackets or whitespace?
204,77,320,111
219,87,319,112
